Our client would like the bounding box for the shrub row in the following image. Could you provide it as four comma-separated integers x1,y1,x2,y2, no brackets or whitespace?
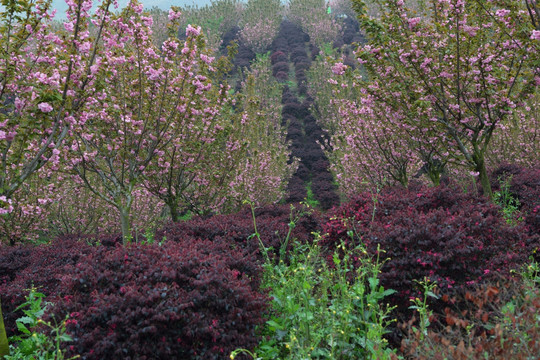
1,203,322,359
320,180,539,317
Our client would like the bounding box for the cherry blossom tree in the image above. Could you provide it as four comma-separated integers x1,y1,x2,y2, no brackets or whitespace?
287,0,342,46
226,54,298,209
144,53,297,219
178,0,243,53
240,0,282,53
0,0,116,241
345,0,538,198
67,2,221,242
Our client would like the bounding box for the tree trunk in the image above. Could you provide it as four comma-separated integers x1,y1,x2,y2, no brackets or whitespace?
119,207,131,245
168,200,179,223
0,298,9,357
475,155,493,200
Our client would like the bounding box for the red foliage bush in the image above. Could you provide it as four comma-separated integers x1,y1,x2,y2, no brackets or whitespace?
1,203,322,359
0,237,95,335
489,164,540,237
295,62,311,73
286,176,308,203
51,240,268,360
274,70,289,82
270,51,288,65
311,172,339,210
270,36,289,53
272,61,289,76
295,163,311,181
321,183,539,314
282,103,310,119
158,204,320,257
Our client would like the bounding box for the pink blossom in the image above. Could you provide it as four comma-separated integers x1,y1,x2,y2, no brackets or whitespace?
531,30,540,40
495,9,511,17
186,25,201,37
38,102,53,113
168,9,182,21
407,17,421,29
332,62,348,75
0,196,13,215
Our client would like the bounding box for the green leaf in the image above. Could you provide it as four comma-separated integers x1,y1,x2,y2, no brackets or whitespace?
266,320,284,331
15,322,30,335
15,316,35,325
382,289,397,297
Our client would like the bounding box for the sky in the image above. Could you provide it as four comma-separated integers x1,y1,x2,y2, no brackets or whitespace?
49,0,217,18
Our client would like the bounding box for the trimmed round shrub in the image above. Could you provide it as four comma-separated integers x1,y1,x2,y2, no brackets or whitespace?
271,37,288,53
281,87,297,104
274,70,288,82
282,103,310,119
287,176,308,203
295,62,311,73
272,61,289,76
270,51,288,65
286,127,303,142
295,163,310,181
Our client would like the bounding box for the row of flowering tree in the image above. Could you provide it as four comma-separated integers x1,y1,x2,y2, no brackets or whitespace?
318,0,538,198
0,0,296,244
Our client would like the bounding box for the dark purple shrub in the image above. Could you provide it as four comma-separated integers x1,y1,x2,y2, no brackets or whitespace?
312,171,334,185
292,56,310,65
295,69,307,83
295,163,310,181
157,204,321,260
287,176,308,203
290,47,308,60
270,51,288,65
295,62,311,73
304,121,322,134
282,103,310,119
281,87,298,104
221,25,240,50
0,238,95,335
332,38,345,49
272,61,289,76
298,84,308,96
274,71,288,82
489,164,540,237
343,55,356,69
234,46,255,69
310,44,320,60
303,114,316,124
306,128,324,142
320,183,539,315
301,143,326,170
286,127,303,142
311,159,331,174
271,37,289,53
286,116,303,129
51,240,268,360
312,173,339,210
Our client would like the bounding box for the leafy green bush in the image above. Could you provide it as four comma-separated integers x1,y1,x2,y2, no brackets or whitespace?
233,206,397,359
5,288,76,360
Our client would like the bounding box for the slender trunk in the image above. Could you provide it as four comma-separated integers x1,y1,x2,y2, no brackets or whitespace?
119,207,131,245
475,155,493,200
429,172,441,186
0,298,9,357
167,199,179,223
